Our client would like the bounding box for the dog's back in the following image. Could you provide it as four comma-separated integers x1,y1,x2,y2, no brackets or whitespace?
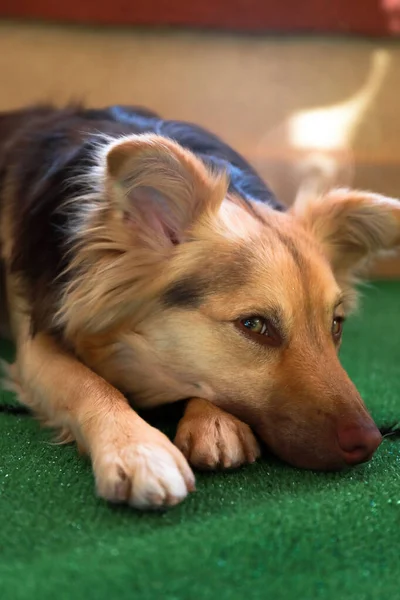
0,103,282,211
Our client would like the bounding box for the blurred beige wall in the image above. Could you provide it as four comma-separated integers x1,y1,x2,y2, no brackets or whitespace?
1,20,400,274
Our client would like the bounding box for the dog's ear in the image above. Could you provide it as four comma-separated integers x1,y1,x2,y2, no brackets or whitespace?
105,134,227,247
291,188,400,277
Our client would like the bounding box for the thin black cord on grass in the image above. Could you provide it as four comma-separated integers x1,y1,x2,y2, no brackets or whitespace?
0,403,30,415
379,423,400,438
0,401,399,441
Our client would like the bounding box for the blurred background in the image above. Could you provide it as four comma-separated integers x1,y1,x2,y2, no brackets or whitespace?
1,0,400,276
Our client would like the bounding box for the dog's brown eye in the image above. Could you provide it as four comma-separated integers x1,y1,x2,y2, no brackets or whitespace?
236,317,281,347
332,316,344,341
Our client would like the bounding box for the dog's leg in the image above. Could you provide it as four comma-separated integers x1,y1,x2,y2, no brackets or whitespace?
174,398,261,470
14,331,195,509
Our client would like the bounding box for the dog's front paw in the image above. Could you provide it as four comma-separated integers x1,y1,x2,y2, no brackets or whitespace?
174,405,261,470
93,427,195,509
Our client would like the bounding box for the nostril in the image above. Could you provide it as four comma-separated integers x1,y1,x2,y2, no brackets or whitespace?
338,423,382,465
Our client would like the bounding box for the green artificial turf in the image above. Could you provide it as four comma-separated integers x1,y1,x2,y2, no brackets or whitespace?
1,281,400,600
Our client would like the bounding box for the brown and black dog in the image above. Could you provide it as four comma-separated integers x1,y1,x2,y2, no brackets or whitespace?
0,104,399,509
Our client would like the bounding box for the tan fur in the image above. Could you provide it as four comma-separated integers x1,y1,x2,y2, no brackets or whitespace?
291,187,400,288
2,132,400,509
175,398,261,470
6,291,195,509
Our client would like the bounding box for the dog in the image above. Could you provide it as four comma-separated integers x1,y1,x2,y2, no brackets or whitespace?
0,103,399,510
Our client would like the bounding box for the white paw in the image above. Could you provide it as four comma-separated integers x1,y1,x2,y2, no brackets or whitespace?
93,431,195,510
174,411,261,470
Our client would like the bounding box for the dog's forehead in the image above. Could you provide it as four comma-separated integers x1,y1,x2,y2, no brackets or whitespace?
163,205,339,313
245,210,340,306
213,233,338,318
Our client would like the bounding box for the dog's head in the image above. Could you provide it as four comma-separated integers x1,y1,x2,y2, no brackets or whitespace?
61,135,400,471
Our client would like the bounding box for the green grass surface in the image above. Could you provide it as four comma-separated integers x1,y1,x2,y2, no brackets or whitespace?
1,281,400,600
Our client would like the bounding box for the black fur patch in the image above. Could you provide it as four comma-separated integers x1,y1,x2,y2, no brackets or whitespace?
8,127,99,333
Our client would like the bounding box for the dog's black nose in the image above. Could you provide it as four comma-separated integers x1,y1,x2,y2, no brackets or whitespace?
338,422,382,465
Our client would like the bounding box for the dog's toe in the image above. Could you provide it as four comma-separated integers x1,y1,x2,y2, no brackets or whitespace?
175,411,261,471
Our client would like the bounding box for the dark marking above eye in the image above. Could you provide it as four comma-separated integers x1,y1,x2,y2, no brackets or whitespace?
162,277,206,308
274,231,305,270
162,248,254,310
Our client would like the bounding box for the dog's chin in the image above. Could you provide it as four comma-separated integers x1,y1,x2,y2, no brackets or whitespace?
261,431,379,472
256,425,368,472
268,444,350,472
255,404,382,471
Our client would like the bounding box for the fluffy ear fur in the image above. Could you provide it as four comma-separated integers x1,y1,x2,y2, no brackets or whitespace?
291,188,400,279
105,134,227,247
58,135,227,339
